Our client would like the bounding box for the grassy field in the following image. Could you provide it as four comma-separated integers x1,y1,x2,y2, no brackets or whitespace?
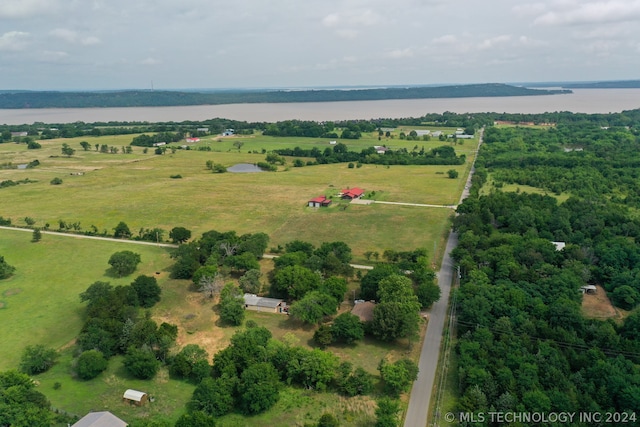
0,128,475,424
1,228,424,424
0,229,175,370
0,131,472,263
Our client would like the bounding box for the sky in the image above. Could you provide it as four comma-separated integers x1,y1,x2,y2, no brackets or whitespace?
1,0,639,90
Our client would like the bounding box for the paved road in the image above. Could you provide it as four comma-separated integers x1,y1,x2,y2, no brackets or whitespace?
0,225,179,248
404,232,457,427
403,128,483,427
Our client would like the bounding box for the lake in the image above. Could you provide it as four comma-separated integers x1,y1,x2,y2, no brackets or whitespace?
0,89,639,125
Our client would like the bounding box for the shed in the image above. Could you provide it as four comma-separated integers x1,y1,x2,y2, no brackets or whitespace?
123,389,148,406
72,411,127,427
243,293,287,313
581,285,597,294
552,241,566,251
308,196,332,208
351,301,375,322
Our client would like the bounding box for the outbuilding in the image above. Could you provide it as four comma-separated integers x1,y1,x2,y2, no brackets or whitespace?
123,389,148,406
243,293,287,314
308,196,332,208
72,411,127,427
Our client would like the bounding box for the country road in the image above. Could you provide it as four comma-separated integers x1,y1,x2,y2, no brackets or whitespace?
0,225,179,248
403,128,483,427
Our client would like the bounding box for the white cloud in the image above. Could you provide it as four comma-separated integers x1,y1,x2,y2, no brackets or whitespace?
517,35,548,47
0,0,57,18
0,31,30,51
322,13,340,27
140,57,161,65
534,1,640,25
477,35,511,50
50,28,101,45
42,50,69,60
335,29,359,39
432,34,457,45
387,48,414,59
512,2,547,17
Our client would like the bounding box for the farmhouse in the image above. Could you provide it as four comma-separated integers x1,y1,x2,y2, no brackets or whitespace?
152,142,166,147
10,131,28,137
351,300,375,322
223,129,235,136
123,389,148,406
185,137,200,143
243,293,287,313
581,285,597,294
308,196,332,208
72,411,127,427
341,187,365,200
414,130,431,136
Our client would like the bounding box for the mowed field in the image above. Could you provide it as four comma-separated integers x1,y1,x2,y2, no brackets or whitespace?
0,128,475,423
0,130,476,263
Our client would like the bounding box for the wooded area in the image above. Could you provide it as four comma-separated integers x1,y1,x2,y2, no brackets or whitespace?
451,117,640,420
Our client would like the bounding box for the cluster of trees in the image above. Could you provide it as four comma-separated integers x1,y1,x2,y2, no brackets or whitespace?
479,124,640,205
0,370,75,426
273,143,465,166
174,323,405,425
450,120,640,418
76,275,174,380
130,132,184,147
170,230,269,290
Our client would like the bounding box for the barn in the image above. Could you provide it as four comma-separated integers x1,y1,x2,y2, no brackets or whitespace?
243,293,287,313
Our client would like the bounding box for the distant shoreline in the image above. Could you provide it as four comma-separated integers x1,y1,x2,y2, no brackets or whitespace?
0,84,569,110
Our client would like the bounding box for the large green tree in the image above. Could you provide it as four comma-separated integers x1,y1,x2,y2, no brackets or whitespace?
131,275,161,308
123,347,160,379
270,265,322,300
331,312,364,344
289,291,338,324
75,350,108,380
371,275,421,341
19,345,58,375
108,250,141,277
238,362,280,415
218,283,245,326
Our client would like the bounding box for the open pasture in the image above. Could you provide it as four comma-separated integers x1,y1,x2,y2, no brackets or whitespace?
0,229,174,370
0,133,472,262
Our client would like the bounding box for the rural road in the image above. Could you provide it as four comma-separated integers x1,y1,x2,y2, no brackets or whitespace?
403,128,483,427
0,225,179,248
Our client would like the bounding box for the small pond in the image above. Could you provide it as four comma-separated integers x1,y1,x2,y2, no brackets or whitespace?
227,163,264,173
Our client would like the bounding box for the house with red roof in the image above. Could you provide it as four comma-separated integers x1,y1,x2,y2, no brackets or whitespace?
308,196,332,208
341,187,365,200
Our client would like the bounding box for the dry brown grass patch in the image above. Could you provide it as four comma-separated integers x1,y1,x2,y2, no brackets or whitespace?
581,285,620,320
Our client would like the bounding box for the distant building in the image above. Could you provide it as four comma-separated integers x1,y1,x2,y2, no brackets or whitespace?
223,129,235,136
152,142,166,147
185,137,200,143
329,140,337,145
551,241,566,251
414,130,431,136
431,131,443,137
10,131,28,137
373,146,388,154
197,127,209,133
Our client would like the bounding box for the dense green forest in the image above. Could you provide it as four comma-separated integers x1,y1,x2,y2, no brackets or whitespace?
0,84,569,109
562,80,640,89
451,120,640,424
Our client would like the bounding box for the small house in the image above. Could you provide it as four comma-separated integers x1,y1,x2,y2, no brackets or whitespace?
243,294,287,313
72,411,127,427
308,196,332,208
123,389,148,406
185,137,200,143
551,241,566,251
341,187,365,200
152,142,166,147
329,140,337,145
223,129,235,136
10,131,28,137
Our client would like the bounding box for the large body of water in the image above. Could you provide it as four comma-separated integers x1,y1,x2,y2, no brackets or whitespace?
1,89,638,125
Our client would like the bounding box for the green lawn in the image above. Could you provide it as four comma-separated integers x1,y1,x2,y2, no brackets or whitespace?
0,229,174,370
0,134,471,263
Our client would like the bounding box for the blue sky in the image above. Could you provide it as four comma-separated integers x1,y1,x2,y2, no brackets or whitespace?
1,0,639,90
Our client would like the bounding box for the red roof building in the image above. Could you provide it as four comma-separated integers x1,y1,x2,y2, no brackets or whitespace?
341,187,365,199
308,196,332,208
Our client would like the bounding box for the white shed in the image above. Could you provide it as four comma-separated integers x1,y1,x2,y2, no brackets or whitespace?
123,389,148,406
